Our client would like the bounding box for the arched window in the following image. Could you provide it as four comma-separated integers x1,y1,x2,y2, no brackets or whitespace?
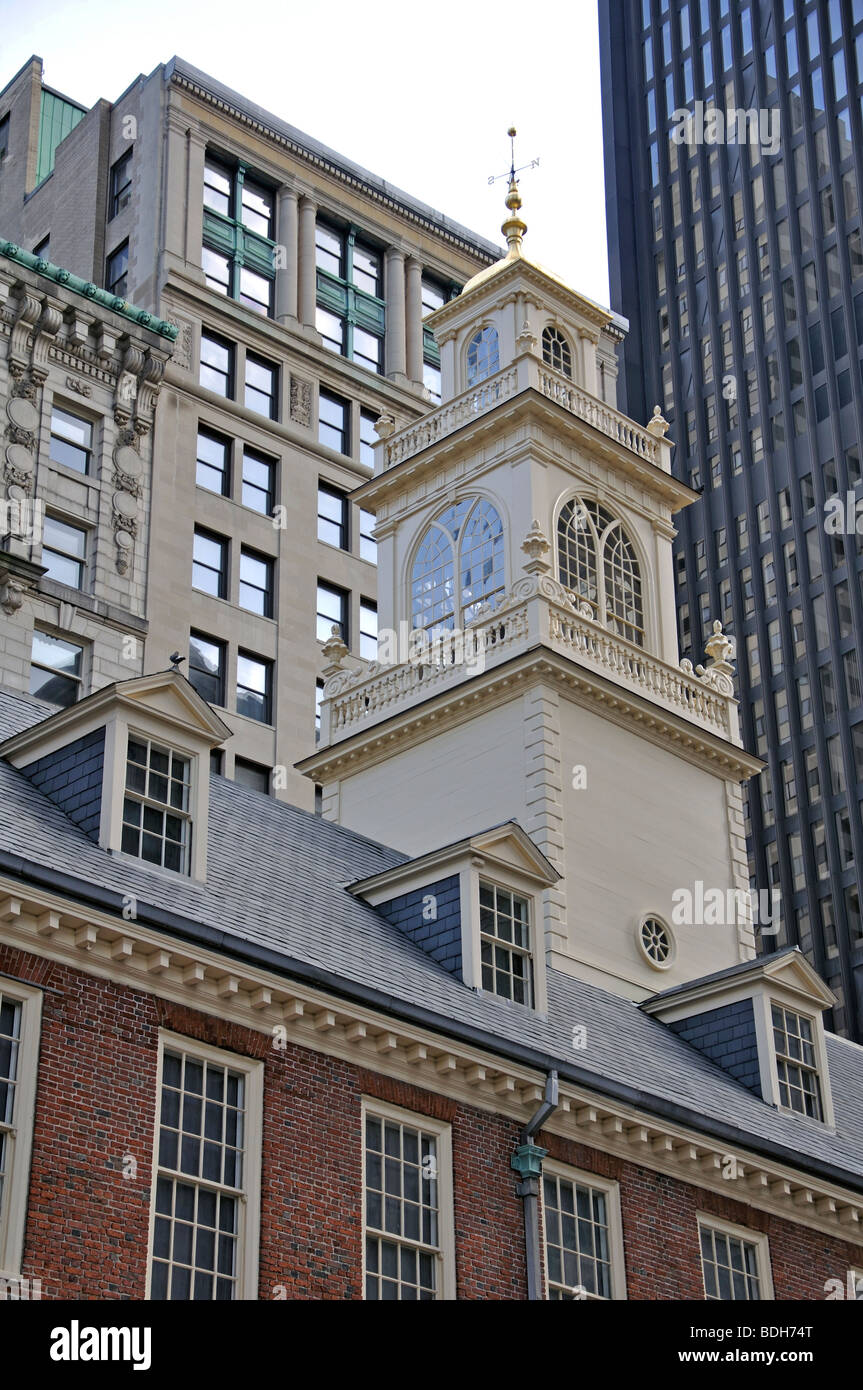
542,326,572,378
558,498,644,646
411,498,505,632
466,326,500,386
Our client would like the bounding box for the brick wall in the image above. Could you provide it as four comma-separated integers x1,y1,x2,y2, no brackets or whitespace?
2,942,860,1301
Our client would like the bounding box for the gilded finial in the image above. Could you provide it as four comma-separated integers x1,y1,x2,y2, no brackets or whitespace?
502,126,527,257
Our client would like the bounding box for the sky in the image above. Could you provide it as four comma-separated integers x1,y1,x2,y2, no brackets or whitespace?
0,0,611,305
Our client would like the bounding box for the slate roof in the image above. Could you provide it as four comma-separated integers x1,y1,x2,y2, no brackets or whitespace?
0,686,861,1191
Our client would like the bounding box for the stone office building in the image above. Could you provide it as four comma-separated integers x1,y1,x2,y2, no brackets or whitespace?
0,182,860,1302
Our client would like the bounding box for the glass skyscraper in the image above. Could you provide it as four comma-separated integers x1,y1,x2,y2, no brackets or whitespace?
600,0,863,1037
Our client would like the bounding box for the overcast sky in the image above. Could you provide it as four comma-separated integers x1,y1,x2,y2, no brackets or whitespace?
1,0,611,305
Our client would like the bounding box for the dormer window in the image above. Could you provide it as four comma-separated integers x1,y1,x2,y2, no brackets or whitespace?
771,1004,823,1120
558,498,644,647
411,498,505,632
466,326,499,386
122,736,192,874
542,326,572,378
479,881,532,1005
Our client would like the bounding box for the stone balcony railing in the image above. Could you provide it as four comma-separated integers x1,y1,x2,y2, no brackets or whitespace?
319,580,739,750
379,355,671,473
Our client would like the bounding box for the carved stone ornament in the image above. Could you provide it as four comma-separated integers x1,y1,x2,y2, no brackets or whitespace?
4,444,35,489
289,377,312,427
521,519,551,575
113,444,143,498
0,572,26,616
646,405,670,438
695,620,736,697
504,573,574,609
65,375,92,398
115,529,134,575
374,414,396,441
321,625,349,675
5,396,39,433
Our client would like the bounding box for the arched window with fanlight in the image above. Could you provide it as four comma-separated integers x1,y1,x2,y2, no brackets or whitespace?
558,498,644,646
411,497,505,632
542,325,572,378
466,326,500,387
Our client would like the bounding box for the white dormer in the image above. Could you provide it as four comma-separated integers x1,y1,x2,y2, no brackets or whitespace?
0,670,231,882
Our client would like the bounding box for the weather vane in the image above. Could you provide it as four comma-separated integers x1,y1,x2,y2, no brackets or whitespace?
488,126,540,186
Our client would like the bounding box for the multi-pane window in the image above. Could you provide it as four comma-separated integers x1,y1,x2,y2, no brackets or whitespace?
196,429,231,496
772,1004,823,1119
412,497,505,632
421,277,446,402
316,221,385,373
202,157,275,316
122,736,191,873
360,509,377,565
244,354,277,418
41,515,86,588
106,241,129,297
466,326,500,386
360,599,378,661
236,652,272,724
29,630,83,706
317,483,348,549
317,581,348,644
558,498,644,646
0,983,40,1276
49,406,92,474
359,409,378,468
318,390,349,453
199,333,234,398
188,631,225,706
238,548,273,618
543,1169,616,1299
700,1222,765,1300
241,449,275,515
110,149,133,219
363,1105,448,1300
192,528,228,599
542,326,573,378
479,881,532,1005
150,1041,259,1300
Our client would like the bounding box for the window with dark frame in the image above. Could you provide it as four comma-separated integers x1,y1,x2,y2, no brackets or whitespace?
359,509,377,565
188,632,225,706
233,758,271,795
241,448,275,515
360,599,378,661
236,651,272,724
196,429,231,496
200,333,234,398
317,581,348,644
315,220,384,373
202,155,275,316
317,483,348,549
106,241,129,297
49,405,92,475
315,679,324,743
244,353,277,418
359,409,378,468
238,548,274,618
110,149,133,219
422,276,446,403
0,114,9,161
192,528,228,599
318,390,349,453
33,235,50,261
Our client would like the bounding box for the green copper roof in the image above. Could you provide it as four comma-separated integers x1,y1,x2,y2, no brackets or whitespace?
0,240,178,342
35,89,86,186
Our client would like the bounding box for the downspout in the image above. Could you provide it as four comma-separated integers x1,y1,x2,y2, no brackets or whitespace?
511,1070,558,1300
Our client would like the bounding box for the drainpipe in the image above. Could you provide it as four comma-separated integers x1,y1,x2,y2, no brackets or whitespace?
511,1070,558,1300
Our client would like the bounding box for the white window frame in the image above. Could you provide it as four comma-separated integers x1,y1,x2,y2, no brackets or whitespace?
752,992,835,1127
696,1213,774,1301
102,722,210,882
462,863,547,1013
361,1097,455,1301
0,979,42,1278
120,733,193,876
541,1160,626,1300
145,1031,263,1301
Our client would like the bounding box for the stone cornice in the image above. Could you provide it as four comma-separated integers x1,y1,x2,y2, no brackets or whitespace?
0,878,860,1243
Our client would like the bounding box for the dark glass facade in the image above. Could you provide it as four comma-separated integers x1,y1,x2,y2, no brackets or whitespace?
600,0,863,1037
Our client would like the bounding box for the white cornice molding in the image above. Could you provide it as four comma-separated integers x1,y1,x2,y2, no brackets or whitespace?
0,879,861,1245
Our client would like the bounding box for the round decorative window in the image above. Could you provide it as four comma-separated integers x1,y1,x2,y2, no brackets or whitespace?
637,915,676,970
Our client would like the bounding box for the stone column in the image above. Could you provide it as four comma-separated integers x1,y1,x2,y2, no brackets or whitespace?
385,248,406,380
298,196,318,328
405,256,424,384
275,186,299,325
579,330,598,396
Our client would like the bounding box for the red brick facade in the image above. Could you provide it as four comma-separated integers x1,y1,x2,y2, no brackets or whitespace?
4,942,860,1301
